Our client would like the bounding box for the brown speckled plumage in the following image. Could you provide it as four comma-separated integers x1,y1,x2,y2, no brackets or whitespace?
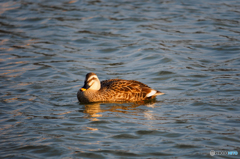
77,72,164,103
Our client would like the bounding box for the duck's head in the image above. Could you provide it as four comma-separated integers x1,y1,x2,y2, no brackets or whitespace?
81,72,101,91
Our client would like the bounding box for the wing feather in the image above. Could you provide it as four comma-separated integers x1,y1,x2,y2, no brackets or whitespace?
100,79,157,100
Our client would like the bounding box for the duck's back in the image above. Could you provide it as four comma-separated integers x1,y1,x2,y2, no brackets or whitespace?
99,79,156,102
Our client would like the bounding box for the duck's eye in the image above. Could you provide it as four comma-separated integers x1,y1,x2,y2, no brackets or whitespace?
87,77,97,86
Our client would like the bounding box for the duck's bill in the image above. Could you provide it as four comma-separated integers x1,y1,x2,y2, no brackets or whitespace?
81,83,90,91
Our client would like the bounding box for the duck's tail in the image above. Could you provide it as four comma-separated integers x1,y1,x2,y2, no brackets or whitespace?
146,89,164,98
155,90,165,96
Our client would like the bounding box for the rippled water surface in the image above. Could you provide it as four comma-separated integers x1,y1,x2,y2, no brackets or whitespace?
1,0,240,158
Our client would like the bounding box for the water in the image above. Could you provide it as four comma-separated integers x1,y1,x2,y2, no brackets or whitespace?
0,0,240,158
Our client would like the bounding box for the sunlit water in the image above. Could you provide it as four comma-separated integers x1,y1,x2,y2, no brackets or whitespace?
0,0,240,158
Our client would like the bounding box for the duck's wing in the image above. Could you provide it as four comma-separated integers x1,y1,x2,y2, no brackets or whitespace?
100,79,159,100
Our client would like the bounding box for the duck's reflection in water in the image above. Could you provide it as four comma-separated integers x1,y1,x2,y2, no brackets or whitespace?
83,103,103,119
80,99,159,120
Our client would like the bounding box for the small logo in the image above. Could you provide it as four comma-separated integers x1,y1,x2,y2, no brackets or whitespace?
210,150,238,156
210,150,215,156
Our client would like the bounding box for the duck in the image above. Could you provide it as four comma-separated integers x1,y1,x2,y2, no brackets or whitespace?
77,72,164,103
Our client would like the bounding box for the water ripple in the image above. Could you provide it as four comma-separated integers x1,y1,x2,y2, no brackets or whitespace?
1,0,240,158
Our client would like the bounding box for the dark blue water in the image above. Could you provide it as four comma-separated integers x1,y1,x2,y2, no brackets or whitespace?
0,0,240,158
